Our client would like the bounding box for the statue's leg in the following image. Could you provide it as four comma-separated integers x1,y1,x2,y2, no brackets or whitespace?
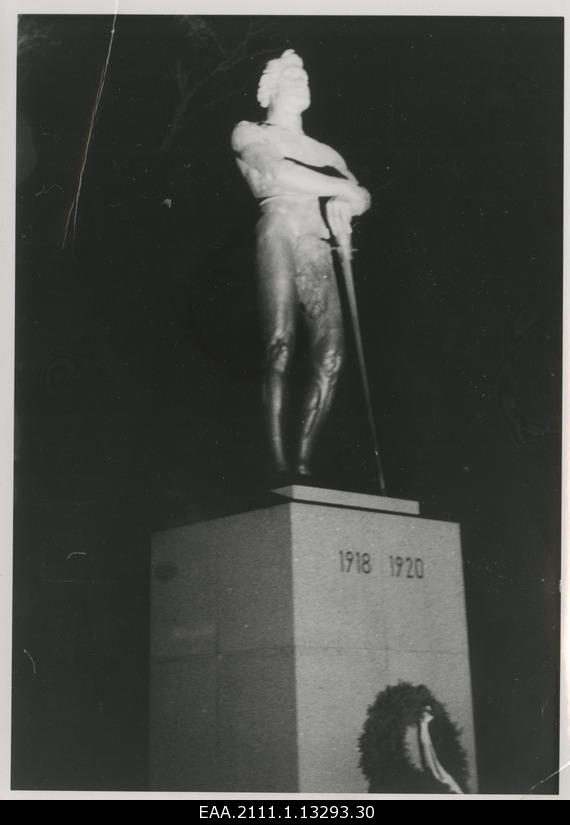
256,215,297,473
296,251,345,476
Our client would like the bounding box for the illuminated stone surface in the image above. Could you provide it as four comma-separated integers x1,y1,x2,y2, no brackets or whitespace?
150,487,477,792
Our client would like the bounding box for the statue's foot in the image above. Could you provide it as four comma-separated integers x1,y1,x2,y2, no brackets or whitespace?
271,463,313,488
272,459,293,485
295,461,312,478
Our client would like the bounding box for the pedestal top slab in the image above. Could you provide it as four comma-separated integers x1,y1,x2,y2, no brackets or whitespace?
272,485,420,515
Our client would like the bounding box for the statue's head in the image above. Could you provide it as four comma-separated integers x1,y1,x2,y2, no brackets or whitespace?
257,49,310,112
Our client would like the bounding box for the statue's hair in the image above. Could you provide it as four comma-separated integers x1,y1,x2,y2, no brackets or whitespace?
257,49,304,109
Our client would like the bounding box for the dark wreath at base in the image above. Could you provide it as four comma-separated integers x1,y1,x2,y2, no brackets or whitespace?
358,681,469,794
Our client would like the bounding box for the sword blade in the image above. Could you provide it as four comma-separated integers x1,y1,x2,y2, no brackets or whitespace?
338,238,387,495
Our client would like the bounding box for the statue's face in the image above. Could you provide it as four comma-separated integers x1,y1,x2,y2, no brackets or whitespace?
271,65,311,112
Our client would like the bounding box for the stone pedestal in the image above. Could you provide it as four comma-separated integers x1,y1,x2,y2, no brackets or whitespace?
149,486,477,793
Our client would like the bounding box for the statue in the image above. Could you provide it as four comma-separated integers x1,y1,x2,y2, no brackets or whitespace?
232,49,371,478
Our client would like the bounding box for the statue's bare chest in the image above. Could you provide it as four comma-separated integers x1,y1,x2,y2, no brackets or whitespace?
260,124,343,169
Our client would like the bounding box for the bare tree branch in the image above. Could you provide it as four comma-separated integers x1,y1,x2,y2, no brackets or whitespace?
181,85,249,126
206,26,228,57
18,17,61,60
175,56,189,97
161,18,276,153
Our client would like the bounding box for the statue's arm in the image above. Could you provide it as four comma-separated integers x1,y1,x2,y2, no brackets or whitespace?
231,122,368,212
231,122,283,177
328,154,371,216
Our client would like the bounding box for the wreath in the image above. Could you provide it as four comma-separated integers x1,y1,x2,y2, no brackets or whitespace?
358,681,469,794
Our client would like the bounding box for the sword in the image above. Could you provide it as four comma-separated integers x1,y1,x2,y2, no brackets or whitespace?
337,233,387,496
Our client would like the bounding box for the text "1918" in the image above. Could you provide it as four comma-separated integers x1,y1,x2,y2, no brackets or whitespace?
339,551,372,574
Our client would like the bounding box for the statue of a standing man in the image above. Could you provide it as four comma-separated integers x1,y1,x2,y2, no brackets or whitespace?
232,49,371,478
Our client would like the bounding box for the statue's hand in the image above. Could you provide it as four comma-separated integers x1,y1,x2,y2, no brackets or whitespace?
350,185,371,216
326,196,353,242
337,181,371,216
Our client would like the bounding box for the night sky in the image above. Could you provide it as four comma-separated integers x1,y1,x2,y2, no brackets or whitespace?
13,15,562,793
